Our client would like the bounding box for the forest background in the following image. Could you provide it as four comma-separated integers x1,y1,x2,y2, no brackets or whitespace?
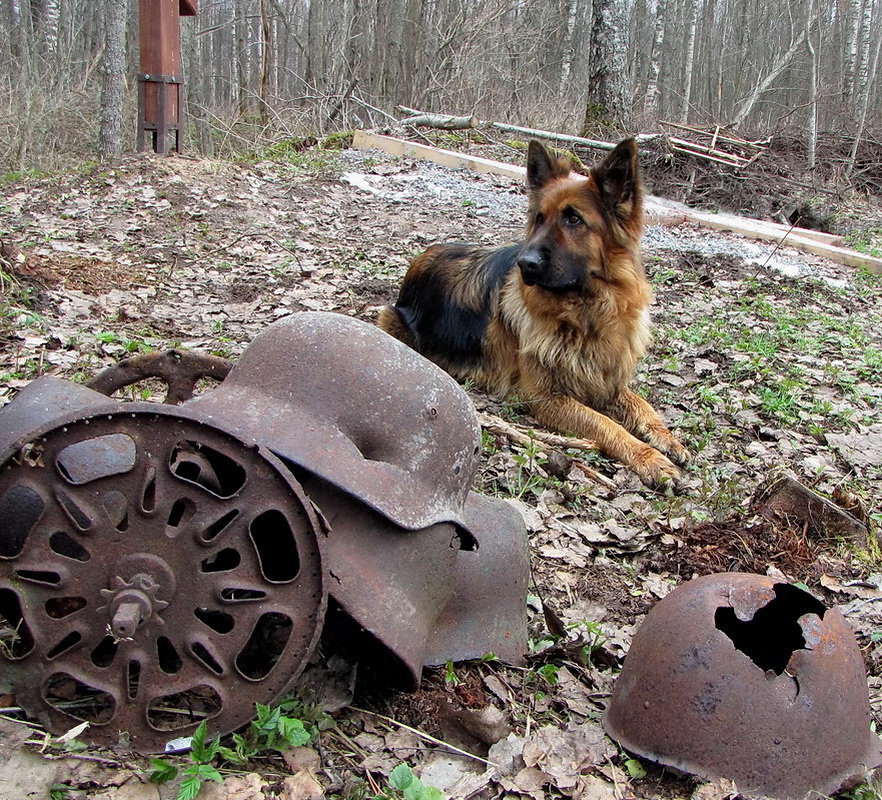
1,0,881,172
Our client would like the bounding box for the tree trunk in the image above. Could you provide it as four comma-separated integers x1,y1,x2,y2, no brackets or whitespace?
643,0,667,119
584,0,632,133
855,0,873,99
731,27,808,128
558,0,579,97
843,0,862,98
98,0,127,158
805,3,817,169
679,0,700,122
258,0,271,122
846,15,882,178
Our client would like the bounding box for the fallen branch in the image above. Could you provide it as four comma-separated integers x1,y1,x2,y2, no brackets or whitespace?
395,105,660,152
397,109,478,129
477,411,595,453
477,411,617,492
351,707,499,768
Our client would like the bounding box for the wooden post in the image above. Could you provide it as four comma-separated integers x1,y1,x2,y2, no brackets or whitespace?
137,0,196,154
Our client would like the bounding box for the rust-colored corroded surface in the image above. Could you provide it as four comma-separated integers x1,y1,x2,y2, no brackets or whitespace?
0,312,529,752
605,572,882,799
0,396,325,752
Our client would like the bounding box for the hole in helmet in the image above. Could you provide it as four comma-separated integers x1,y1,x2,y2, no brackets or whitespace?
715,583,827,675
102,490,129,531
166,498,195,533
49,531,90,562
0,485,44,558
220,587,267,602
141,467,157,512
146,684,222,731
201,509,240,542
45,596,87,619
47,631,83,659
191,641,224,674
127,660,141,699
90,635,118,667
157,636,183,674
200,548,241,574
55,491,92,531
235,612,293,680
194,607,235,634
0,589,35,658
15,569,62,587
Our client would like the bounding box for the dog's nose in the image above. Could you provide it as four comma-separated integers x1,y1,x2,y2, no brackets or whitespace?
517,251,544,282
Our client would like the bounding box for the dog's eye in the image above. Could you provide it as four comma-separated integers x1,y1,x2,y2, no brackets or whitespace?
563,211,583,227
535,212,545,226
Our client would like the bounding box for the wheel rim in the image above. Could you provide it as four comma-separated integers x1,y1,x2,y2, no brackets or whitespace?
0,409,324,751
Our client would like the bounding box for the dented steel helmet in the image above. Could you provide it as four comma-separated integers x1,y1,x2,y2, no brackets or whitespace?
0,312,528,751
185,313,529,678
604,572,882,800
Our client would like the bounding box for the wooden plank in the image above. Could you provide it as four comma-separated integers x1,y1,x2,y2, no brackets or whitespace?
352,131,882,275
684,210,882,273
761,219,843,246
352,130,527,180
660,120,768,149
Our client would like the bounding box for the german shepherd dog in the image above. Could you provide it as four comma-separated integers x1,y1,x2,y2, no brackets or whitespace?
378,139,688,487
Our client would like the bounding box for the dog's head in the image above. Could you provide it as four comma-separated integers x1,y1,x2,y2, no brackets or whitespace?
517,139,644,293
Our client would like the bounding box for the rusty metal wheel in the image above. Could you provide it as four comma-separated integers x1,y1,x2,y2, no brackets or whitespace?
86,350,233,405
0,408,324,752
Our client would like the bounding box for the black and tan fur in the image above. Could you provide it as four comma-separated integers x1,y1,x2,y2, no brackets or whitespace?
378,139,688,487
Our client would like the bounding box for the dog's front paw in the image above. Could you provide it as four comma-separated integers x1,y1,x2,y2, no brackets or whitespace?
632,445,682,490
645,430,690,467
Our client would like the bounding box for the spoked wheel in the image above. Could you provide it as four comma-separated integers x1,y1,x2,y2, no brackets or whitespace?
0,408,324,752
86,350,233,405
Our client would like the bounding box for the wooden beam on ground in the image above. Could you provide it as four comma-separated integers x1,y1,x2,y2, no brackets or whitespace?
683,210,882,272
761,219,843,246
352,131,882,275
352,130,527,180
398,112,478,130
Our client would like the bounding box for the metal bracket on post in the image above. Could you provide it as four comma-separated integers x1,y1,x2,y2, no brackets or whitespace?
137,73,183,155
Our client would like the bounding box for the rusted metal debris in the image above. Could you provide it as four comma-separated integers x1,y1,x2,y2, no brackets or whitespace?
87,349,232,404
604,572,882,800
0,312,529,752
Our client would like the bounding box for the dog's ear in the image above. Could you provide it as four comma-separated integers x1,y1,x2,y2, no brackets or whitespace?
526,140,570,190
592,138,642,221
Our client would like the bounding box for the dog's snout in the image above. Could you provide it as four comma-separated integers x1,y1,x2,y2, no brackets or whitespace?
517,250,545,282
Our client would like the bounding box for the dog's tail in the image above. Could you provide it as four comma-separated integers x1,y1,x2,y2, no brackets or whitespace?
377,305,416,348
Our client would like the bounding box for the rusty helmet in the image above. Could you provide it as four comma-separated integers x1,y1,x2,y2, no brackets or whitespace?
605,572,882,799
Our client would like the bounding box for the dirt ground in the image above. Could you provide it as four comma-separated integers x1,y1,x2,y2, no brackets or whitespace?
1,140,881,800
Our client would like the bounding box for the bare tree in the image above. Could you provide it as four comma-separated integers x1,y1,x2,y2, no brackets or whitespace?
731,26,809,128
98,0,127,158
2,0,882,169
584,0,632,132
643,0,667,119
679,0,701,122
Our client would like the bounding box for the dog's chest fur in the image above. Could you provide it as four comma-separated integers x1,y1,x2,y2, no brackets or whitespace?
497,273,651,403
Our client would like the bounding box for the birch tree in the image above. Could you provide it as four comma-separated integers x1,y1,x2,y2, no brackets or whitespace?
643,0,667,119
679,0,701,122
584,0,632,132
